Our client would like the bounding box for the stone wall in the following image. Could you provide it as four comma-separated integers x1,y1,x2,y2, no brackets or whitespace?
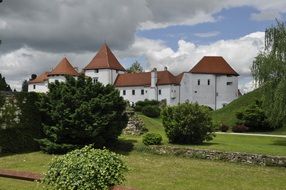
123,111,147,135
147,145,286,167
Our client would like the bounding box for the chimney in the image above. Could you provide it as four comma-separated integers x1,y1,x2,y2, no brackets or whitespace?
151,68,157,87
164,66,168,71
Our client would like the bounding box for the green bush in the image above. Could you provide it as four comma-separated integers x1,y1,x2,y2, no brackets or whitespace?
236,100,271,131
142,133,162,145
141,105,161,118
42,146,128,190
161,103,214,145
37,75,128,154
220,124,229,132
134,99,160,112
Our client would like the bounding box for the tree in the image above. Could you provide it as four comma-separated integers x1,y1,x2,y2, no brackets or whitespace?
0,73,12,91
161,103,214,144
22,80,28,92
252,20,286,129
37,75,128,154
127,61,143,73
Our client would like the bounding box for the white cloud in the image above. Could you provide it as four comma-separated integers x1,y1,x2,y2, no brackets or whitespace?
194,31,220,38
239,79,257,94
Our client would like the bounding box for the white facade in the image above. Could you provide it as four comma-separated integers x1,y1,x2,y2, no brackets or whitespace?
28,82,48,93
179,73,238,109
84,69,124,85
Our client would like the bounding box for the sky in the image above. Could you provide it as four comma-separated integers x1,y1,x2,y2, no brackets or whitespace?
0,0,286,93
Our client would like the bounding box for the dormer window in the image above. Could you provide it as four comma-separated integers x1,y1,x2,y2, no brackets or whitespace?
94,69,99,73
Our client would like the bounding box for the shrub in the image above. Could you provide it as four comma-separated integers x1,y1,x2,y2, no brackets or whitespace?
232,125,249,133
142,133,162,145
134,99,159,112
220,124,229,132
235,100,271,131
161,103,214,145
141,105,161,118
42,146,128,190
37,75,128,154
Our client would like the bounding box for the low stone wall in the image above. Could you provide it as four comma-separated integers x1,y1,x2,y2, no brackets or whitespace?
147,145,286,167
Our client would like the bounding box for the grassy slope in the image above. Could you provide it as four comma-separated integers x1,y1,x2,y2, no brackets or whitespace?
211,88,262,127
1,151,286,190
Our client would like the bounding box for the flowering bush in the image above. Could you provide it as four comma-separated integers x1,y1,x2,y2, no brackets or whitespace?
43,146,128,190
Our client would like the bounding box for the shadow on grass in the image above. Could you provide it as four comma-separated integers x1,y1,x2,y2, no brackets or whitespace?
272,139,286,146
110,139,138,155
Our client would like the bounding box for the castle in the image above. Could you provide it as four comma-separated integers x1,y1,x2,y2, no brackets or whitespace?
28,44,239,110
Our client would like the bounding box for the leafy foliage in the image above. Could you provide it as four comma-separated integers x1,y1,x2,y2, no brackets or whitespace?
232,125,249,133
0,73,12,91
42,145,128,190
126,61,143,73
142,133,162,145
0,92,42,153
161,103,214,144
134,99,160,112
37,75,128,154
21,80,28,92
252,20,286,129
219,124,229,132
141,105,161,118
235,100,271,131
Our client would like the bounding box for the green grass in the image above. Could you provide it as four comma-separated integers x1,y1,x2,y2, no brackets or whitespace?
123,115,286,156
1,151,286,190
211,88,262,127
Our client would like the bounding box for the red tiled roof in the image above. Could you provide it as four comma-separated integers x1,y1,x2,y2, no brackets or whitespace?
114,70,179,87
29,72,49,84
84,43,125,71
176,73,184,83
48,57,79,76
190,56,239,76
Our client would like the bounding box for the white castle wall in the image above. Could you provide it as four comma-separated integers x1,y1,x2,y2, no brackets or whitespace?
28,82,48,93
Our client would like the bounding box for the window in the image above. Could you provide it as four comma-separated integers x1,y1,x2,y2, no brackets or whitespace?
94,69,99,73
93,77,98,83
194,91,197,93
197,79,200,86
208,79,210,85
159,89,162,95
141,89,144,95
227,82,233,85
33,85,36,89
132,89,135,95
123,90,126,95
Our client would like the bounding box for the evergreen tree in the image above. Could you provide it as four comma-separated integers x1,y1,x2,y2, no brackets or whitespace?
37,75,128,154
252,20,286,129
22,80,28,92
0,73,12,91
127,61,143,73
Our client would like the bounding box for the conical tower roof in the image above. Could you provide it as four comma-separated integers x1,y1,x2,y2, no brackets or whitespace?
84,43,125,71
48,57,79,76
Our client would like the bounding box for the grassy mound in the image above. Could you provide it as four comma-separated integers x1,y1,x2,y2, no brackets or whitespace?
212,88,262,127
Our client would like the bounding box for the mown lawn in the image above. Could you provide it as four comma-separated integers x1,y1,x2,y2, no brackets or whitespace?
1,151,286,190
126,115,286,156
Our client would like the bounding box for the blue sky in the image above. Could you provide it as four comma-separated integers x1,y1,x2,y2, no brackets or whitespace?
0,0,286,92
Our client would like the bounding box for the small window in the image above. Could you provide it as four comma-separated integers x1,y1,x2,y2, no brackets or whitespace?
33,85,36,89
94,69,99,73
93,77,98,83
194,91,197,93
132,89,135,95
208,79,210,85
159,89,162,95
145,90,147,93
116,70,119,73
197,79,200,86
123,90,126,95
227,82,233,85
141,89,144,95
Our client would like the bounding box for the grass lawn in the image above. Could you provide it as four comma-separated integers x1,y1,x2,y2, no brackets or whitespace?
1,151,286,190
128,115,286,156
